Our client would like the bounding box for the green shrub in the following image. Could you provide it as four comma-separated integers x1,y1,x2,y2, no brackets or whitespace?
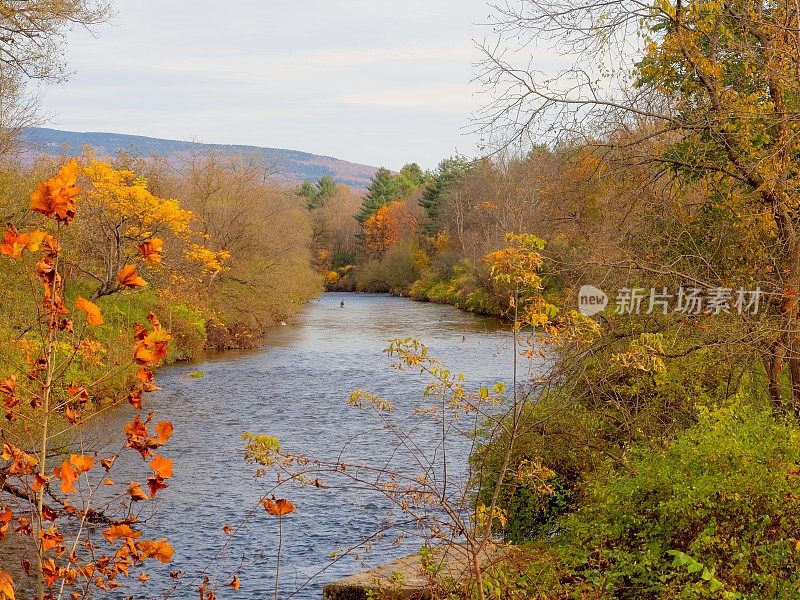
523,400,800,599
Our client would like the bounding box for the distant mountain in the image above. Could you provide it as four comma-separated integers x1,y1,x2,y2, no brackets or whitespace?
21,127,378,190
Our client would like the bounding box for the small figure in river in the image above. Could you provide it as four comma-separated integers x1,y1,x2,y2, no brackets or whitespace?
340,300,345,308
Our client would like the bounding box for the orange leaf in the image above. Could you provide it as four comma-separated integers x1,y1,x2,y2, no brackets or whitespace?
75,297,104,326
149,455,173,479
133,318,171,367
31,473,48,492
67,383,89,404
128,482,149,502
39,524,64,552
0,570,14,600
261,498,296,516
0,375,15,396
42,234,59,256
0,226,45,258
137,238,164,265
30,160,81,224
128,389,143,409
0,224,27,259
229,575,240,591
70,454,94,474
2,443,38,475
41,559,59,585
0,508,11,540
14,517,31,536
118,264,147,289
53,461,78,494
155,421,173,444
133,328,171,367
41,506,59,522
137,368,160,392
102,524,142,542
137,538,174,563
147,475,169,497
65,405,82,425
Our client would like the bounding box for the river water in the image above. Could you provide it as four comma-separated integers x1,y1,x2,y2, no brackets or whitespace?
6,292,516,599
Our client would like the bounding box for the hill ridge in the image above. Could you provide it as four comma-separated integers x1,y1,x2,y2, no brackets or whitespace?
21,127,378,190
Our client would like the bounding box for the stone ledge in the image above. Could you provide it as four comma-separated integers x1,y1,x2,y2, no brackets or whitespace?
322,543,497,600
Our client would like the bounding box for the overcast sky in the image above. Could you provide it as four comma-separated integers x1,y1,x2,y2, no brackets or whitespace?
38,0,501,170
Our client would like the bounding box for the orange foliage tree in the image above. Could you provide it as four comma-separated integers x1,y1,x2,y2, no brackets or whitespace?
0,163,175,599
362,200,418,255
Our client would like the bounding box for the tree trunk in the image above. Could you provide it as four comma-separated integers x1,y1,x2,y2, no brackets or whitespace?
778,214,800,416
765,344,785,414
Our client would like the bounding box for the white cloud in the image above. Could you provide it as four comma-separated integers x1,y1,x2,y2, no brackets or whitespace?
39,0,500,168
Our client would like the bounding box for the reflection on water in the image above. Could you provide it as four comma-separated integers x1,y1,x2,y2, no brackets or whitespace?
3,293,518,599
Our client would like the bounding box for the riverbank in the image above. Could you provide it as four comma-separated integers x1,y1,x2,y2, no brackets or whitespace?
326,258,517,321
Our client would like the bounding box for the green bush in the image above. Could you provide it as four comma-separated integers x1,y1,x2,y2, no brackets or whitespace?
522,400,800,599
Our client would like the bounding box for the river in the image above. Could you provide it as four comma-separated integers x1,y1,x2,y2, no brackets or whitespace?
6,292,516,599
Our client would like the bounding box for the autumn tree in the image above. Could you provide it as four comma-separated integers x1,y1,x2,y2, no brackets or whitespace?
0,162,175,599
70,158,227,299
0,1,109,81
309,182,362,267
0,1,110,155
174,152,320,343
356,164,428,224
363,199,419,255
356,168,399,224
480,0,800,414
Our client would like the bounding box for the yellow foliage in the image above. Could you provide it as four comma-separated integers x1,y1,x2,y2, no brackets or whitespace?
76,340,106,366
185,243,230,273
83,160,193,239
430,231,450,253
475,503,508,531
411,247,430,271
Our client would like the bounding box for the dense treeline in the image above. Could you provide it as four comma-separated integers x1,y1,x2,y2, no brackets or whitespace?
0,152,320,364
